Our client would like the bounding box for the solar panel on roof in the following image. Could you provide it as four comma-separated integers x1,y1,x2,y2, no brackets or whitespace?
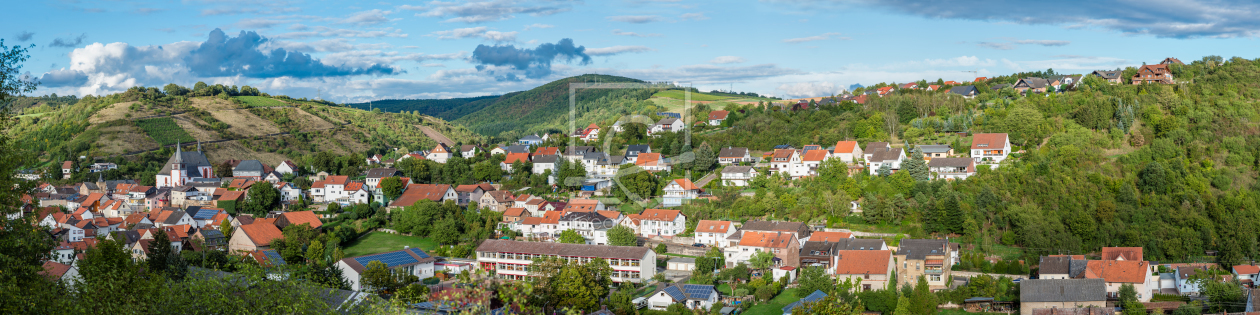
354,251,419,268
263,250,286,265
192,210,218,220
408,248,430,259
663,286,685,301
684,284,713,300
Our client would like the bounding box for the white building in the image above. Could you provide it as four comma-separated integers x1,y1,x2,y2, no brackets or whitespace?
649,118,684,136
693,220,737,247
426,144,453,164
831,141,863,163
662,179,700,207
929,158,976,180
336,247,436,291
971,133,1012,165
720,166,757,187
646,284,719,310
557,211,619,245
637,209,686,237
867,148,906,176
155,145,215,188
475,239,656,283
310,175,350,203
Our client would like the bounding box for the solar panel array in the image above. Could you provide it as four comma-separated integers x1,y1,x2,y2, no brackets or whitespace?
263,250,287,265
663,286,685,301
354,251,418,268
192,209,218,220
408,248,430,259
683,284,713,300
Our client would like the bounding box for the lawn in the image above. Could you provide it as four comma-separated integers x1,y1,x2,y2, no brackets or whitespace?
234,96,290,107
135,117,196,145
743,288,800,315
342,232,438,257
663,253,699,259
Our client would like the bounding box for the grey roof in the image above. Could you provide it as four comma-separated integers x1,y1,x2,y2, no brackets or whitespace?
722,166,754,174
657,118,679,125
598,155,625,166
501,145,531,154
81,182,99,190
564,146,597,156
1039,256,1072,275
474,239,652,260
365,168,400,178
948,85,979,96
560,211,610,223
519,135,543,142
869,148,903,162
1069,260,1089,278
1019,279,1106,302
802,238,887,256
864,142,889,153
159,150,213,176
1017,78,1050,89
929,158,973,168
532,155,560,164
668,257,695,264
103,179,137,191
741,221,811,238
625,145,650,156
918,145,952,153
896,239,948,260
990,83,1011,90
163,210,188,225
233,160,265,173
1091,70,1122,80
718,147,749,158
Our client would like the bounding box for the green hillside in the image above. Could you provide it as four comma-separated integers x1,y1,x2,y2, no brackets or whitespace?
344,95,501,121
453,74,670,139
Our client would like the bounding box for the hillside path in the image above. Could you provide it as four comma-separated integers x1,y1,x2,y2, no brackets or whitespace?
416,125,456,147
694,172,717,188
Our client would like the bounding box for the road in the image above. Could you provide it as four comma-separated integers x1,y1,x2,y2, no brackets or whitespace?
694,172,717,188
416,125,456,147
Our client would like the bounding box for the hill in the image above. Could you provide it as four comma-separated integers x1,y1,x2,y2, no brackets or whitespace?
7,89,483,174
452,74,670,139
343,95,501,121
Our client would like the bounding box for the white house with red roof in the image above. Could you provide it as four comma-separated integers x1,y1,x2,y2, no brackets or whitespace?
970,133,1011,166
694,220,737,247
310,175,350,203
831,141,863,163
426,143,453,164
795,149,829,179
662,179,701,207
707,110,729,126
575,123,601,141
638,209,686,237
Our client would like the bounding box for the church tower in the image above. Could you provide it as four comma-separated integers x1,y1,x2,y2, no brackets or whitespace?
170,143,185,186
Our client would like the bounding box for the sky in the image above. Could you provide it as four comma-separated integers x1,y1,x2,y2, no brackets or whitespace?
6,0,1260,102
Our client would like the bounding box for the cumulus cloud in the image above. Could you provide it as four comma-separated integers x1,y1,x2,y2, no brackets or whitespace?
38,69,90,87
709,56,746,64
587,45,654,56
184,29,398,78
15,31,34,42
606,15,662,23
416,0,574,23
341,9,392,26
817,0,1260,38
776,81,843,98
471,38,591,79
433,27,518,42
612,29,662,37
49,34,87,48
783,32,849,43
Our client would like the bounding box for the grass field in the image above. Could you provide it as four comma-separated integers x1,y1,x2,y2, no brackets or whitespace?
743,288,800,315
234,96,289,107
135,117,196,145
343,232,439,257
652,90,733,101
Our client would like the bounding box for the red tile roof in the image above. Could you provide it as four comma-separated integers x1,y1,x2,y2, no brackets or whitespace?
639,209,681,222
1101,247,1143,261
810,231,853,242
971,133,1008,149
739,231,795,248
670,179,699,190
694,220,733,233
280,211,323,229
541,211,564,224
218,190,245,202
519,217,544,225
344,182,365,192
834,250,892,275
635,153,664,167
239,223,283,247
1083,260,1149,284
503,153,530,164
1234,265,1260,275
503,208,527,217
390,184,452,207
41,261,72,281
708,110,729,120
597,210,622,219
834,141,858,154
534,147,560,156
801,149,828,162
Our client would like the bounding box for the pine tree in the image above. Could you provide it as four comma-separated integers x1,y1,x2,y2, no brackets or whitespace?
904,148,930,181
147,229,173,274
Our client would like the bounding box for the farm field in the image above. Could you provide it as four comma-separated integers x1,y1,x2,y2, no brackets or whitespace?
135,117,196,145
343,232,439,257
652,90,732,101
234,96,290,107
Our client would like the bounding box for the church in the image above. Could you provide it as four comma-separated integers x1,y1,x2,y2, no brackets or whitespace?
155,143,215,188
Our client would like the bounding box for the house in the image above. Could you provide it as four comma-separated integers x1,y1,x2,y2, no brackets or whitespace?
720,166,757,187
1019,279,1108,315
646,284,719,310
389,184,457,209
459,145,479,159
575,123,601,141
501,153,531,173
900,83,918,89
517,134,544,146
531,155,560,181
228,222,283,252
562,146,597,162
1101,247,1142,261
232,160,268,179
623,145,651,162
191,228,228,250
1075,259,1152,300
1089,70,1124,84
474,239,656,283
155,145,215,188
666,257,695,271
492,145,531,156
556,211,618,245
971,133,1012,165
274,160,298,174
149,209,194,228
337,247,436,291
875,86,894,96
276,182,302,202
502,208,528,223
276,211,323,230
427,144,453,164
41,261,80,285
769,149,798,175
740,220,811,241
310,175,350,203
929,158,976,180
948,85,980,98
796,149,828,178
1175,266,1212,295
635,153,670,172
707,110,729,126
638,209,685,237
1013,78,1051,94
662,179,701,207
342,182,370,205
479,191,514,210
973,77,988,83
694,220,737,247
782,290,828,315
61,161,73,179
867,147,906,176
894,239,954,289
833,250,894,291
650,118,684,135
1233,265,1260,287
1133,64,1174,84
831,141,862,163
364,168,401,189
799,238,887,271
731,231,800,268
917,144,953,160
717,147,752,165
454,184,488,207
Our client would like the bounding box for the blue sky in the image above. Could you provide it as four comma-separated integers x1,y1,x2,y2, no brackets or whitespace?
6,0,1260,101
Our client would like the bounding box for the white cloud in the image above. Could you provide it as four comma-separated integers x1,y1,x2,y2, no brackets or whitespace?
586,45,654,56
271,26,409,39
783,32,850,43
776,82,843,98
341,9,392,26
681,13,708,20
611,29,662,37
524,23,554,30
606,15,662,23
1014,39,1071,46
432,27,517,42
709,56,746,64
416,0,573,23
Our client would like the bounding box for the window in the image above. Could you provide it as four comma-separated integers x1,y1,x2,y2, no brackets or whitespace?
930,274,941,282
863,284,872,291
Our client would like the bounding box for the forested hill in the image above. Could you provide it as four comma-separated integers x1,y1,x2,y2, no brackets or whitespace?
452,74,665,140
344,95,501,121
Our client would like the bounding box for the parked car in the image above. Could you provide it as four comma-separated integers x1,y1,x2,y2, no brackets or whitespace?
691,243,704,247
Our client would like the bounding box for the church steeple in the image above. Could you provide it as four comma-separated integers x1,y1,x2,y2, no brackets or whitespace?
174,143,183,164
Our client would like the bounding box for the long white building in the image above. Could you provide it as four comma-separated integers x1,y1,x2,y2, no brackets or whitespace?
474,239,656,283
